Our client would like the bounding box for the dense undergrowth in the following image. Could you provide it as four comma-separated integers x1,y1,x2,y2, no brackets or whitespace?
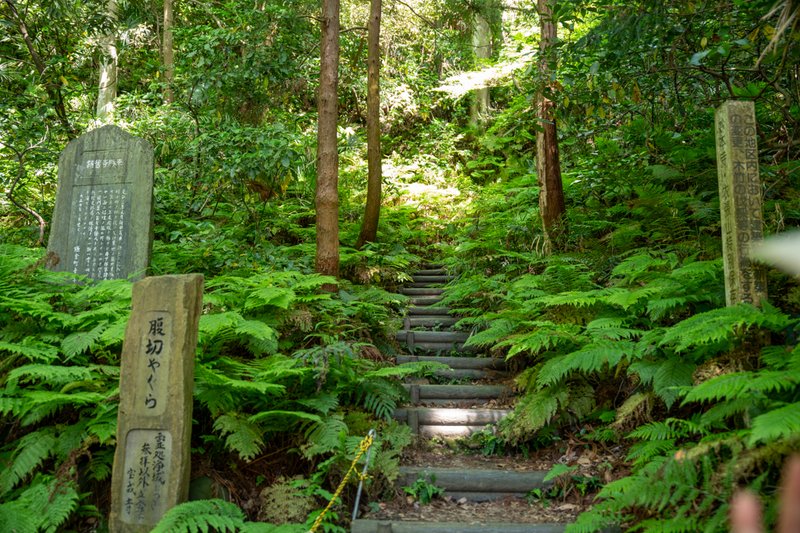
441,116,800,531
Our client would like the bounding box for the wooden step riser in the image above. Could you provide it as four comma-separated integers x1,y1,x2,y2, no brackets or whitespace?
397,355,506,371
395,408,511,425
404,316,460,328
351,521,568,533
412,275,454,284
405,384,510,401
400,288,445,296
413,269,448,276
398,467,549,494
407,342,478,353
410,296,444,306
397,331,471,343
408,307,451,316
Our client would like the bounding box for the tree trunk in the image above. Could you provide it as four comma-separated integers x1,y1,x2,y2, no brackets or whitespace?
356,0,382,249
96,0,118,121
536,0,565,252
163,0,174,103
470,13,491,127
315,0,340,280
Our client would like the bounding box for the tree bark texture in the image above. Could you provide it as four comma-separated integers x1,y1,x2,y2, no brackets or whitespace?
470,13,491,126
356,0,383,249
536,0,565,251
96,0,118,121
315,0,340,278
162,0,175,103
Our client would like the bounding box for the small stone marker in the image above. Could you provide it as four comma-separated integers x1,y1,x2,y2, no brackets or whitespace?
715,100,768,306
47,125,153,281
109,274,204,532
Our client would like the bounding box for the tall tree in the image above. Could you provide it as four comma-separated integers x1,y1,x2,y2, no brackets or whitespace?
470,11,491,126
315,0,341,278
356,0,382,249
162,0,174,103
96,0,118,121
536,0,565,252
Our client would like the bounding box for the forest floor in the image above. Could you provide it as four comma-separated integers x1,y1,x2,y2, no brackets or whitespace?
361,434,631,525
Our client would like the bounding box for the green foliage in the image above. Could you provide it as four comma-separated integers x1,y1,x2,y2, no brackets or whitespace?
403,474,445,504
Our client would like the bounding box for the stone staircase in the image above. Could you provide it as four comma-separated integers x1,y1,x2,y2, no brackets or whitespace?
350,265,571,533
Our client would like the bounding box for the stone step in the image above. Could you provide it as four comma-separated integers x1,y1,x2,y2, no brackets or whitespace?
396,355,506,371
405,282,446,288
400,287,445,296
412,275,454,284
404,316,459,328
408,306,451,316
397,467,549,499
394,408,512,436
351,520,567,533
397,330,471,343
404,384,510,403
414,268,448,276
410,296,443,306
407,342,478,354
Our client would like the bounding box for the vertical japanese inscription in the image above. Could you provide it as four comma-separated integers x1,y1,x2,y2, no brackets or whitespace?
715,101,767,306
110,274,203,533
136,312,171,416
121,430,172,524
47,125,153,282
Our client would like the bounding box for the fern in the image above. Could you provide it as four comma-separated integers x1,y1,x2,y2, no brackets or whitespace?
749,401,800,446
213,413,265,460
151,499,246,533
61,322,108,360
0,429,57,496
536,340,634,387
303,413,348,458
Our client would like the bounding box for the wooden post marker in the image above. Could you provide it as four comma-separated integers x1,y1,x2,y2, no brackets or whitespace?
47,125,153,281
714,100,767,306
109,274,204,532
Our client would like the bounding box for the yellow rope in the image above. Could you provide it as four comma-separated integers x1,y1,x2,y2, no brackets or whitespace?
308,432,375,533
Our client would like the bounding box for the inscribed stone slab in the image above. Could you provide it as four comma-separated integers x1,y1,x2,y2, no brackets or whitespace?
47,125,153,281
109,274,204,533
714,100,767,306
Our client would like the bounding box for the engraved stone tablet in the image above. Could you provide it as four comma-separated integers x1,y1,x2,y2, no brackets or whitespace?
110,274,204,532
47,125,153,281
715,100,768,306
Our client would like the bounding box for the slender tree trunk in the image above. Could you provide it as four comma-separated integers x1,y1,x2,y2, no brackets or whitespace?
4,0,74,137
163,0,174,103
96,0,118,121
536,0,565,252
315,0,340,279
470,13,491,127
356,0,382,249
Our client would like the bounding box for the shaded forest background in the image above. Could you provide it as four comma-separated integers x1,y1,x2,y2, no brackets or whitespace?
1,0,800,531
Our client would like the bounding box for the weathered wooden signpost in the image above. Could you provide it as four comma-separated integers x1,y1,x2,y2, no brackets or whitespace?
109,274,204,532
714,100,768,306
47,125,153,280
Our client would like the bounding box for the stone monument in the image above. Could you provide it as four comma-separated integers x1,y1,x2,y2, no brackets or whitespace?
47,125,153,281
109,274,204,532
715,100,768,306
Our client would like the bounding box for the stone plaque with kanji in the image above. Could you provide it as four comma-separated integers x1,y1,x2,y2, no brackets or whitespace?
109,274,204,532
715,100,768,306
47,125,153,280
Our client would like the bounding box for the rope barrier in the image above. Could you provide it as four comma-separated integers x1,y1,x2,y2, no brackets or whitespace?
308,429,376,533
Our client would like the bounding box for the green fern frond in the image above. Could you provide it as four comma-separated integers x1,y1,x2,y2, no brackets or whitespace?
660,303,791,353
585,317,641,340
61,322,108,360
6,364,96,389
748,401,800,446
536,340,634,387
0,339,59,364
358,378,402,420
303,413,348,458
235,319,279,355
151,499,246,533
244,287,296,311
213,413,265,461
498,322,584,358
500,384,568,443
0,429,57,495
625,439,676,467
296,393,339,415
22,477,80,533
19,390,106,426
651,358,697,408
247,410,322,427
610,252,671,284
462,318,517,348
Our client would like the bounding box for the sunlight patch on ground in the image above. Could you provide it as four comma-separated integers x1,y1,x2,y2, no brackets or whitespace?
435,44,536,99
